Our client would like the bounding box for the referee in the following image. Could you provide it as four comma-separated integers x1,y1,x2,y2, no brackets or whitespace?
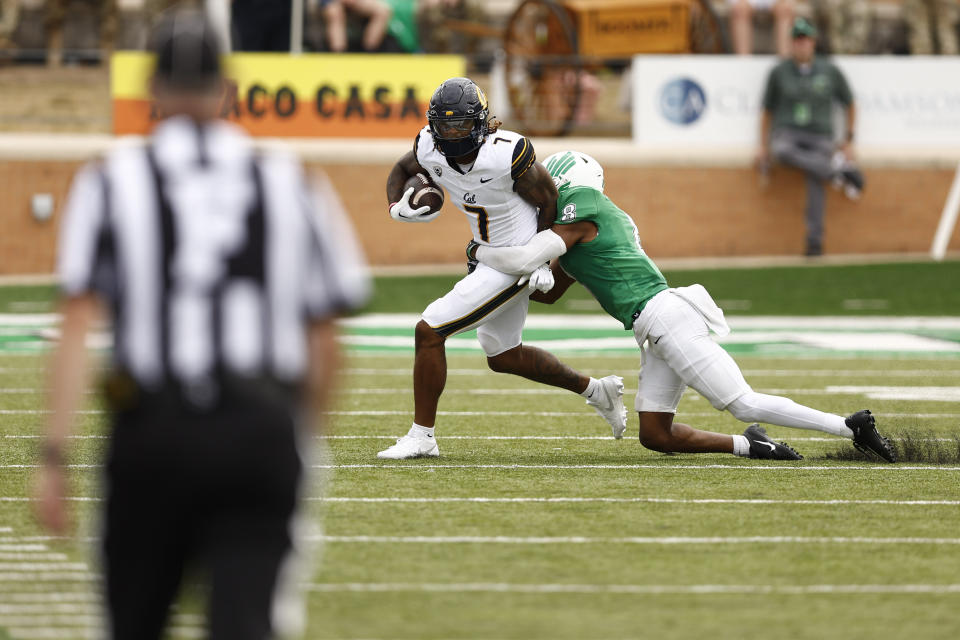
34,10,370,639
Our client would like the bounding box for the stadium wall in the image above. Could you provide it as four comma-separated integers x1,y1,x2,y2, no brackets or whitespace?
2,138,959,274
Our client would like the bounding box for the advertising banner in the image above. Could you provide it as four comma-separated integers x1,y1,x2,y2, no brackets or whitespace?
632,55,960,150
112,52,466,138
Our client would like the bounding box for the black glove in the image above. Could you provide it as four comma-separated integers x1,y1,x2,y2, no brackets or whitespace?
466,239,480,274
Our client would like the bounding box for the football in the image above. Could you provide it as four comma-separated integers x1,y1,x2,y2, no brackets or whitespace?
404,172,445,215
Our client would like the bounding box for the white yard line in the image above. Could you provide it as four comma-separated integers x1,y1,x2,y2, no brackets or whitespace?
315,497,960,506
304,582,960,595
0,603,94,614
2,433,957,442
4,496,956,506
313,535,960,545
0,553,69,560
4,463,958,471
2,463,960,471
0,592,97,603
322,464,960,471
0,563,88,571
0,572,96,581
339,367,960,377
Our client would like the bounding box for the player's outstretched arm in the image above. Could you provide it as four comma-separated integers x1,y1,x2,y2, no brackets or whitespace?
472,222,593,275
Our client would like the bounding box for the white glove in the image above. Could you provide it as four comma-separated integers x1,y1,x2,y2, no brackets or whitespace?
389,187,440,223
517,264,554,293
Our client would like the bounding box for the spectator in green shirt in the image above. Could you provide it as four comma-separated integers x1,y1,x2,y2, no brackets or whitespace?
756,17,864,257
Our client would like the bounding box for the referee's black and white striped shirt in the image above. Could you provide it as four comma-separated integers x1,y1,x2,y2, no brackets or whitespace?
58,115,370,393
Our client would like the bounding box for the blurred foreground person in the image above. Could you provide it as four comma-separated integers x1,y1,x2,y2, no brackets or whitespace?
34,10,370,639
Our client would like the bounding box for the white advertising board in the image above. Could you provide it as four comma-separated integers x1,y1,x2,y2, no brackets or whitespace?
632,55,960,151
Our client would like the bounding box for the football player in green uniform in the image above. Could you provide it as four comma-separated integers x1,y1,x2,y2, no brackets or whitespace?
469,151,896,462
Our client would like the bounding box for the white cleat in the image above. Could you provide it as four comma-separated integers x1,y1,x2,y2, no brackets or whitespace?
377,434,440,460
586,375,627,439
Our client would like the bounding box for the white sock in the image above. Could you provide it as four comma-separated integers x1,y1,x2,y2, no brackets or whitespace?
581,378,599,399
727,392,853,438
731,434,751,457
409,423,435,438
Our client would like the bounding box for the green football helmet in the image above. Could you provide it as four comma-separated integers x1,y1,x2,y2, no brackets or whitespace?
544,151,605,193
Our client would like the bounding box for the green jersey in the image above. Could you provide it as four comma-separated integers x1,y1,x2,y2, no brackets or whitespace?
554,186,668,329
762,58,853,137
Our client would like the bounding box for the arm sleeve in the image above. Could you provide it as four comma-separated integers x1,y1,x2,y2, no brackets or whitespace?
57,163,108,297
511,137,536,181
475,229,567,275
302,170,372,319
833,65,853,106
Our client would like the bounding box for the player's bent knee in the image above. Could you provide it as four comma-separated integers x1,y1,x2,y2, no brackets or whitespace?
486,346,521,374
637,413,671,452
726,393,761,423
414,320,445,349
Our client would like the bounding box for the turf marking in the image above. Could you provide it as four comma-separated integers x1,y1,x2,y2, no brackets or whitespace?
0,603,94,613
314,535,960,545
4,496,956,507
3,463,960,471
316,497,960,506
0,592,97,602
0,553,69,560
0,572,95,582
0,562,88,571
320,464,960,471
304,582,960,595
340,367,960,377
2,434,957,443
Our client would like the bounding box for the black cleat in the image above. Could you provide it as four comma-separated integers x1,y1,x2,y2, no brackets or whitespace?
744,424,803,460
846,409,896,463
842,166,865,192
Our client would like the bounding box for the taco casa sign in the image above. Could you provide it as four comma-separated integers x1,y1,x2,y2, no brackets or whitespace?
111,52,466,138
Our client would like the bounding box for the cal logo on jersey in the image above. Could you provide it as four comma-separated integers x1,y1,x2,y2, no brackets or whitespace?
561,203,577,221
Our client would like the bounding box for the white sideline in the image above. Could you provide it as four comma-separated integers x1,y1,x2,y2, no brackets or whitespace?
4,496,958,506
3,408,960,418
337,368,960,377
4,463,959,470
304,582,960,595
3,433,958,442
0,592,97,602
0,604,94,613
315,497,960,506
314,535,960,545
322,464,960,471
0,572,95,582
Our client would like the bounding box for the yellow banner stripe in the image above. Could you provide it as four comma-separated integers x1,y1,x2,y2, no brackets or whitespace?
111,52,466,100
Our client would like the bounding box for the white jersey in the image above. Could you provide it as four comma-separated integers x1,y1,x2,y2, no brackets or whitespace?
414,126,538,247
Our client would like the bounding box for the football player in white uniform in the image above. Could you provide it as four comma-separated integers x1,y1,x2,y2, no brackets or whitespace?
378,77,626,459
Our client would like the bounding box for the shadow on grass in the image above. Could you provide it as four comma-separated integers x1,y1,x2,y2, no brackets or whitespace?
822,429,960,464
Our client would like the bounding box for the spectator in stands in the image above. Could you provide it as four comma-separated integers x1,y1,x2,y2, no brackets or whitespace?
903,0,959,55
730,0,794,56
321,0,393,52
232,0,292,51
45,0,118,67
814,0,871,54
756,17,864,257
0,0,19,56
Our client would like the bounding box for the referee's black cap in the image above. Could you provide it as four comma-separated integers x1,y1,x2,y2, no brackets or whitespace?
150,9,223,90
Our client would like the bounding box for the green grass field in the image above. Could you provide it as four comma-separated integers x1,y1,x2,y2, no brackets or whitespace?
1,264,960,638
